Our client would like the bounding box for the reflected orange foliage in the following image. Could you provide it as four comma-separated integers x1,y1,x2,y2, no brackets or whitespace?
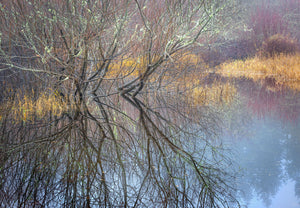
190,82,237,106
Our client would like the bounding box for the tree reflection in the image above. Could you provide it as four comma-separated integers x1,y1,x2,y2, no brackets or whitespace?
0,84,240,207
236,78,300,122
284,124,300,201
223,80,300,207
0,102,239,207
231,119,284,207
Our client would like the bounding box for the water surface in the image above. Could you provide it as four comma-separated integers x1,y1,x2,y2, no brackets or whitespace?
223,80,300,208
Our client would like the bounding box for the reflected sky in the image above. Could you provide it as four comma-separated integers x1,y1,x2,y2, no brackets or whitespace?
247,180,299,208
222,83,300,208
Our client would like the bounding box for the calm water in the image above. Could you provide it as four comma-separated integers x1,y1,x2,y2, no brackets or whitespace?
2,78,299,207
223,80,300,208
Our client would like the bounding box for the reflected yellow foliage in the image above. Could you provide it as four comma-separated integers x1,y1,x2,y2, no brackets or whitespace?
0,90,74,123
190,82,237,106
218,53,300,91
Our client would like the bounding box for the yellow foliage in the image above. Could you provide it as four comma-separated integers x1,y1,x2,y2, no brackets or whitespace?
218,53,300,91
107,55,161,78
172,52,208,71
106,52,207,78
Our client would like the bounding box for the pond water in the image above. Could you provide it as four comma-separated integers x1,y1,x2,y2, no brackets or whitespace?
222,79,300,208
2,76,300,207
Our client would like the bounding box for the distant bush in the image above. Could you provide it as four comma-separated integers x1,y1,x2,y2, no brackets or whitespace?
221,38,257,60
199,38,257,67
260,34,298,57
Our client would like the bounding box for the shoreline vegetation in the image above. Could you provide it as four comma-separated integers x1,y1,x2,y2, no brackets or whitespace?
218,53,300,91
2,50,299,124
0,75,237,125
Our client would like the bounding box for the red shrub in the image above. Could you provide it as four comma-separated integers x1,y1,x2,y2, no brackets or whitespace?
250,5,288,39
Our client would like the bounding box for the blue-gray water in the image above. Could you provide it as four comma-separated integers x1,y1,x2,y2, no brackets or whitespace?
223,83,300,208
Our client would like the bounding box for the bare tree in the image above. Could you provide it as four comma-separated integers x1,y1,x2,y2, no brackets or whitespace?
0,0,240,207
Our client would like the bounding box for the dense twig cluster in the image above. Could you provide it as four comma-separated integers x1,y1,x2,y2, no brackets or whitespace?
0,0,240,207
